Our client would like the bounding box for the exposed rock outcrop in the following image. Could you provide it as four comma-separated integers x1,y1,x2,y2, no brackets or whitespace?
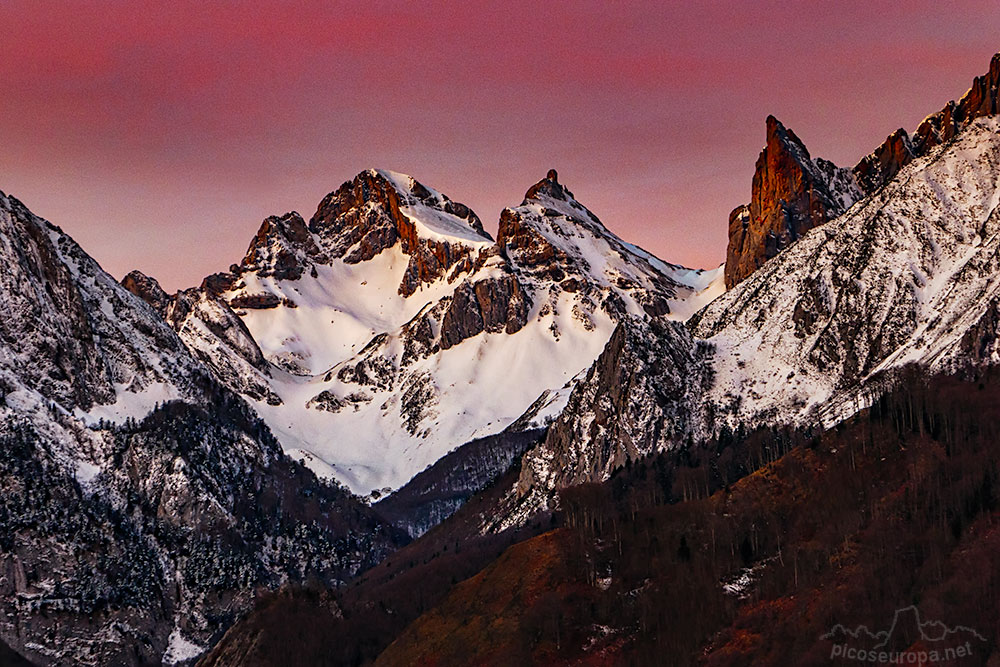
121,268,278,402
500,169,701,325
853,128,914,193
915,55,1000,153
523,168,571,201
724,116,860,289
239,211,327,281
515,317,713,499
229,292,282,310
121,269,170,316
439,274,530,349
309,169,492,296
726,52,1000,289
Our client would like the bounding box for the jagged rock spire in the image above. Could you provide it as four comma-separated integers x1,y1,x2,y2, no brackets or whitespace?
523,168,574,203
724,116,858,289
725,51,1000,290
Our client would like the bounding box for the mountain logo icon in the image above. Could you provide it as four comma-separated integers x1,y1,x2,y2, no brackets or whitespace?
821,606,986,663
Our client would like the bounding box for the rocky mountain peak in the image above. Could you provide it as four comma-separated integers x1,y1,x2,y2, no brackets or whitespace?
499,171,718,324
523,168,574,203
960,51,1000,119
308,169,410,261
239,211,327,281
375,168,491,239
854,127,914,193
864,52,999,186
121,269,170,316
764,115,809,161
724,116,860,289
307,169,492,296
498,170,609,289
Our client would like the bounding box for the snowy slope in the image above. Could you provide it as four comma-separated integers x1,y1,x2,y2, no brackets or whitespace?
169,169,721,494
506,116,1000,516
0,191,402,665
694,116,1000,428
231,246,457,375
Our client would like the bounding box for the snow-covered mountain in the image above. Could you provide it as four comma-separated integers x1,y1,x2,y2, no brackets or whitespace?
0,191,402,665
728,53,1000,290
697,114,1000,427
507,86,1000,517
143,168,722,495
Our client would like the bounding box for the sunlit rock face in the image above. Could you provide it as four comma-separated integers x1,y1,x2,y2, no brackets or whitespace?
724,115,860,290
163,167,720,495
726,54,1000,290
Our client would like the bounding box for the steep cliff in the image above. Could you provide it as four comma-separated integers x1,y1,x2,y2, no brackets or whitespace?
726,52,1000,289
724,116,860,288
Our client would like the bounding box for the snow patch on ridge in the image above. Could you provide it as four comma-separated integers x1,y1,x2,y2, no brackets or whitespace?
163,626,205,665
74,381,180,427
375,168,493,246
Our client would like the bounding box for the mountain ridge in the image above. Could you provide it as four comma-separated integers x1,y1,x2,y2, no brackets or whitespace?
4,49,1000,667
0,192,405,665
126,167,721,495
726,52,1000,289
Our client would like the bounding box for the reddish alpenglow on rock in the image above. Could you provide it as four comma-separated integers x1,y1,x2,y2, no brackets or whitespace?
725,53,1000,289
5,3,1000,663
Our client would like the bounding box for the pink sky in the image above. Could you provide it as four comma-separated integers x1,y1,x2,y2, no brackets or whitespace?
1,1,998,290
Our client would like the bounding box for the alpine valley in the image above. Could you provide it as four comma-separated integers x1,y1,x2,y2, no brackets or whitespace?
2,51,1000,667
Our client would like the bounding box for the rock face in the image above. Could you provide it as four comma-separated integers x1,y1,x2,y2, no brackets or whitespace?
853,128,914,193
439,272,530,349
0,194,196,413
240,211,328,281
498,169,714,324
724,116,861,289
726,52,1000,289
855,53,1000,196
504,114,1000,523
0,192,404,665
122,266,282,406
913,54,1000,154
121,269,171,316
509,317,714,522
310,169,492,296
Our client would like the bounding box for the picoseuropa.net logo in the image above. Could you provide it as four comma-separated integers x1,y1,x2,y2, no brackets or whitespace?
821,606,988,664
